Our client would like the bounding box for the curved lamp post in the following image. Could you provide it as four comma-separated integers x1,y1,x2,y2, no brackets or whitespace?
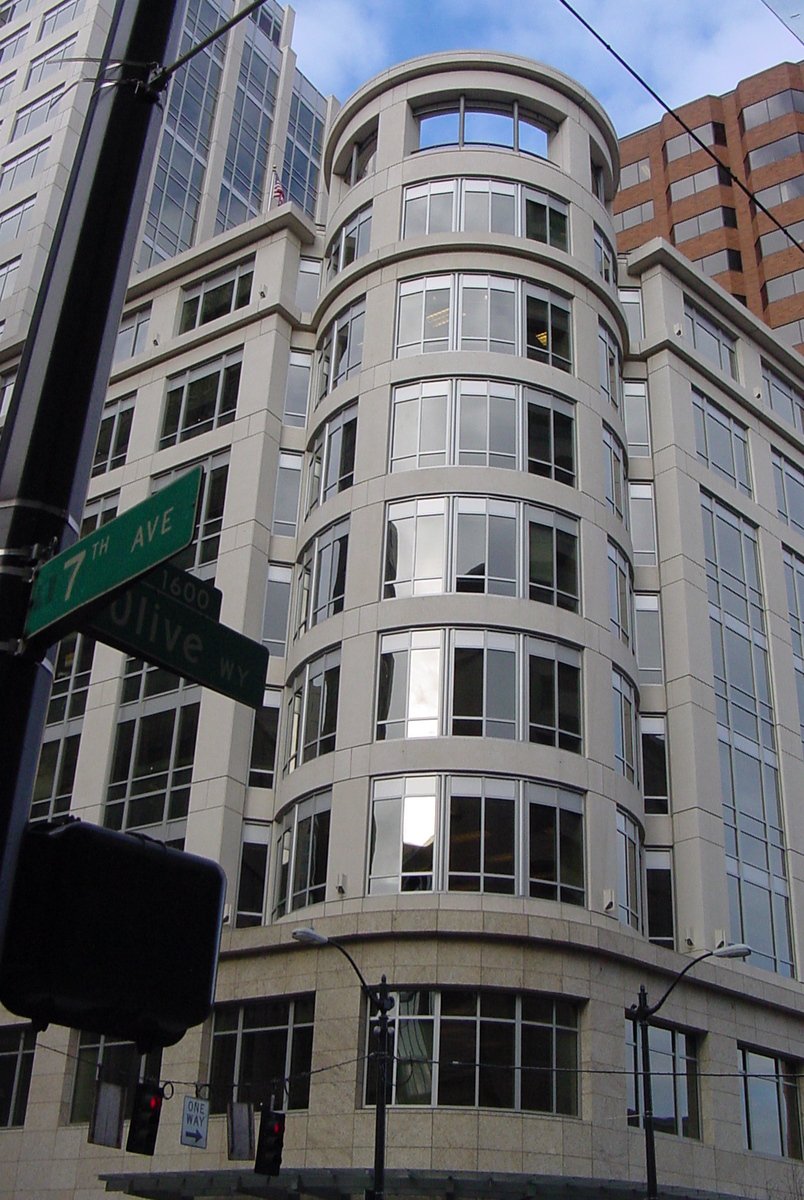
292,927,394,1200
632,943,751,1200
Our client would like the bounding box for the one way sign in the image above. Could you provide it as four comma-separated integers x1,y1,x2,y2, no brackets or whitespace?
181,1095,209,1149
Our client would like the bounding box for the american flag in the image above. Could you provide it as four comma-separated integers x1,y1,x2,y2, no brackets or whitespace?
272,171,286,206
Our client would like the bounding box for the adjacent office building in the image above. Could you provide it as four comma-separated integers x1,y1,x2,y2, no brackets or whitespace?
0,5,803,1199
614,60,804,353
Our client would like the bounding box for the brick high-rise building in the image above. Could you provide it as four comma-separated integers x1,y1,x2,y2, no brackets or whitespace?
614,61,804,353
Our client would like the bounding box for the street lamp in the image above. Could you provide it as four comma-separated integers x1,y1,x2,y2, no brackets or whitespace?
632,943,751,1200
292,927,395,1200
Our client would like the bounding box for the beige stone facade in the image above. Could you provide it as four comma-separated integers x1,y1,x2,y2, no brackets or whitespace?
0,27,803,1200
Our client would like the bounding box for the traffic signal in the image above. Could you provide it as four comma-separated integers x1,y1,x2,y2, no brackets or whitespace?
126,1082,164,1155
255,1107,285,1175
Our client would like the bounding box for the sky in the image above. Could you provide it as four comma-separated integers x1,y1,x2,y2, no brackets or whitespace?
287,0,802,136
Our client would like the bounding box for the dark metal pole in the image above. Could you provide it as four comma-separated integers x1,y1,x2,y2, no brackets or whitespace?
372,975,391,1200
0,0,184,961
636,985,658,1200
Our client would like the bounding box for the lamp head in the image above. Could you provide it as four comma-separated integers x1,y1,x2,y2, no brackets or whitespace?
712,943,751,959
292,927,329,946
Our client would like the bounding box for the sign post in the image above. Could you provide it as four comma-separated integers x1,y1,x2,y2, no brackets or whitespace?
24,468,201,643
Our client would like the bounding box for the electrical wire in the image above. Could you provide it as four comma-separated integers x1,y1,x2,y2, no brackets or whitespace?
555,0,804,257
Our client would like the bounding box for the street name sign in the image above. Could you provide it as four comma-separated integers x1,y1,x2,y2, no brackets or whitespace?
25,467,201,641
86,567,268,708
181,1095,209,1149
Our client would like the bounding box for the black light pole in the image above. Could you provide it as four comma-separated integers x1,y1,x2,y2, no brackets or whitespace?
632,943,751,1200
293,928,394,1200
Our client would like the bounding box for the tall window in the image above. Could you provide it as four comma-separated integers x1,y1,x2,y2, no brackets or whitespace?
261,565,291,657
693,389,750,494
156,453,229,577
160,351,241,448
641,717,669,814
594,226,615,284
235,824,269,928
208,996,314,1114
783,549,804,750
612,669,638,783
284,351,311,427
773,450,804,535
416,98,550,157
598,319,622,409
367,990,578,1114
683,300,737,379
635,595,663,686
92,393,134,476
281,74,326,217
316,297,365,398
272,452,301,537
626,1021,699,1137
306,404,357,512
327,203,372,278
284,649,340,771
0,1025,35,1127
608,540,634,647
624,380,650,457
295,518,348,634
178,260,253,332
249,692,280,789
616,808,642,930
702,493,792,976
273,791,330,916
70,1033,161,1124
646,850,674,949
629,484,656,565
741,1048,802,1158
603,425,628,524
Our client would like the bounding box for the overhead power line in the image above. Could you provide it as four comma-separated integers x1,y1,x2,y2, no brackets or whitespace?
555,0,804,258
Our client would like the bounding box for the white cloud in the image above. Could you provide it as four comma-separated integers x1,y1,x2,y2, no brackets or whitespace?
290,0,395,98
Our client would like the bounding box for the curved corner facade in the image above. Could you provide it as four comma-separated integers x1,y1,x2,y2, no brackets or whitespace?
1,40,803,1200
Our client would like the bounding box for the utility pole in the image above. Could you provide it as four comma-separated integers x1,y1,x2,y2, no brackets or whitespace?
0,0,184,961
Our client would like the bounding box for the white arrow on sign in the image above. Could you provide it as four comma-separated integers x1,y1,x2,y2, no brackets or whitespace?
181,1094,210,1149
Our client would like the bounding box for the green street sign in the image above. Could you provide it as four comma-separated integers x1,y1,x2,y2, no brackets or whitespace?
25,468,202,641
86,569,268,708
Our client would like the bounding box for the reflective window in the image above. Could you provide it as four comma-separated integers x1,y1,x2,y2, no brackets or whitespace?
327,203,372,279
25,33,76,88
667,163,731,202
693,389,750,494
745,131,804,173
741,88,804,130
70,1033,161,1124
694,248,743,278
603,425,628,524
0,25,27,63
0,139,49,193
783,549,804,751
757,217,804,259
11,85,61,140
316,297,365,398
0,193,34,243
341,129,377,186
0,253,17,302
623,380,650,457
703,492,793,976
261,565,291,656
160,350,240,448
39,0,83,37
366,990,578,1114
284,350,311,427
178,259,253,333
764,267,804,305
683,300,737,378
741,1048,802,1157
416,98,550,157
641,717,669,814
402,178,566,248
775,318,804,350
306,403,357,512
92,392,134,476
451,630,517,739
527,638,581,752
294,518,348,634
296,258,320,311
627,1020,698,1136
754,174,804,209
635,595,663,686
773,450,804,535
377,629,442,740
608,540,634,647
620,157,651,189
281,73,326,218
114,306,150,362
613,199,653,233
209,996,314,1113
284,649,340,771
616,807,642,929
0,1025,35,1127
664,121,725,162
672,205,736,244
629,484,656,565
272,452,301,537
273,791,330,916
619,292,644,344
599,319,623,409
594,225,615,284
612,668,638,783
158,454,228,576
